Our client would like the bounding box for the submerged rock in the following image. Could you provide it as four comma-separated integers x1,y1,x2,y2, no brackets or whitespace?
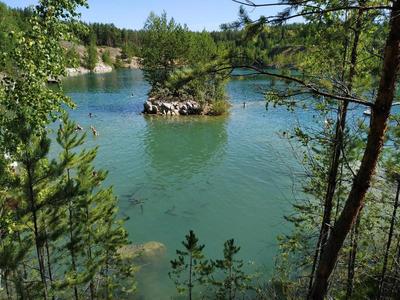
118,241,166,263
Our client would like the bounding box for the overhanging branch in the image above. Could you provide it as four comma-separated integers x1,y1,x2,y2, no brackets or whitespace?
213,64,374,107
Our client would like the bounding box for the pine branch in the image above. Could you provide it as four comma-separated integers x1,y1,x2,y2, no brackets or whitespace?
213,64,374,107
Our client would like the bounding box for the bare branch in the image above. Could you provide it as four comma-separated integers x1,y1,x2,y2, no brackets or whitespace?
231,1,391,26
232,0,310,7
269,5,391,24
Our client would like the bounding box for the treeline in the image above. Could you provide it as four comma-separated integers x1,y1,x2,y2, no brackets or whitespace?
81,21,315,67
0,0,352,71
78,23,144,48
210,23,313,66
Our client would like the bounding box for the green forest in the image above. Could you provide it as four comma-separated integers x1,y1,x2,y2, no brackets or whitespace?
1,0,400,299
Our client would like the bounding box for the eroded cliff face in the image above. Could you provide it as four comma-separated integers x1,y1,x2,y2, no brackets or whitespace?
62,41,141,77
66,62,113,77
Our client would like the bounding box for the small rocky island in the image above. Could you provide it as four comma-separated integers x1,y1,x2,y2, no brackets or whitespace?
140,14,229,117
143,99,209,116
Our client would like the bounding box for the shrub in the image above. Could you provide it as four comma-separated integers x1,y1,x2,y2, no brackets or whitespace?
85,35,98,70
210,99,229,116
65,46,80,67
114,56,125,69
101,49,112,66
121,43,136,59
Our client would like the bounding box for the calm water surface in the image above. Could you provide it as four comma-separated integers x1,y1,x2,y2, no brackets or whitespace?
61,69,304,299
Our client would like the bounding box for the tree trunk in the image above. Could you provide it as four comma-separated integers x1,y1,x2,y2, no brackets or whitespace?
27,161,48,300
69,204,79,300
4,271,11,300
45,230,54,284
378,179,400,299
345,212,361,299
67,167,79,300
44,230,56,300
17,232,29,299
308,4,363,295
310,1,400,298
229,265,233,300
86,205,96,300
189,254,193,300
390,240,400,296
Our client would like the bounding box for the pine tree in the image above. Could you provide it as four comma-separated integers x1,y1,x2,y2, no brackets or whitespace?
211,239,252,300
86,34,98,71
378,116,400,298
56,116,88,299
169,230,211,300
11,125,76,299
55,116,136,299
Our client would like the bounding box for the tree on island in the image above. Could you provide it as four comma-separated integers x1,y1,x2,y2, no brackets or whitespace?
140,12,230,115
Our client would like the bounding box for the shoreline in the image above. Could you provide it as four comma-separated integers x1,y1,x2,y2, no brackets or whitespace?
62,41,141,77
143,98,229,117
65,63,140,77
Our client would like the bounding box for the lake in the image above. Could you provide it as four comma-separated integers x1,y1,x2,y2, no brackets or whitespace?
61,69,304,299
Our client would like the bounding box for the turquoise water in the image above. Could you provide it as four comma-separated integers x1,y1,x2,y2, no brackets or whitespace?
61,69,303,299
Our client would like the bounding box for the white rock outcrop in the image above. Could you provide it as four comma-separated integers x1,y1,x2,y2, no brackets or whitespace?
66,62,112,77
93,62,113,74
143,100,203,116
66,67,90,77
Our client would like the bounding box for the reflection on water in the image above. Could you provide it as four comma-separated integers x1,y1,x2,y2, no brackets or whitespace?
143,116,228,179
62,69,145,93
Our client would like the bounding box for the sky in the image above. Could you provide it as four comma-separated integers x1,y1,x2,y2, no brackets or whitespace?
3,0,282,31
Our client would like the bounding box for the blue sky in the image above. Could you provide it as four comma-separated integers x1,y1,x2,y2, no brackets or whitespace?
3,0,282,31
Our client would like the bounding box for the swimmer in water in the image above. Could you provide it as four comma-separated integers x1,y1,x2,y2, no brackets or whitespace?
75,124,83,131
90,125,99,136
88,112,93,118
243,102,246,108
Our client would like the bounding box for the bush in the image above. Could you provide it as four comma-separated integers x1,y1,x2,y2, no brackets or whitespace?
210,100,229,116
85,35,98,70
114,56,125,69
101,50,112,66
121,43,136,59
65,46,80,67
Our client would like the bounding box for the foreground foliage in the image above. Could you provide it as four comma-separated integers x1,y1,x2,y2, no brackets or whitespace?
170,231,254,299
0,1,135,299
225,1,400,299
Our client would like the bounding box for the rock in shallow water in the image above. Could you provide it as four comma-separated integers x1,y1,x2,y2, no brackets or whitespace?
143,101,158,114
144,101,152,112
118,241,166,263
